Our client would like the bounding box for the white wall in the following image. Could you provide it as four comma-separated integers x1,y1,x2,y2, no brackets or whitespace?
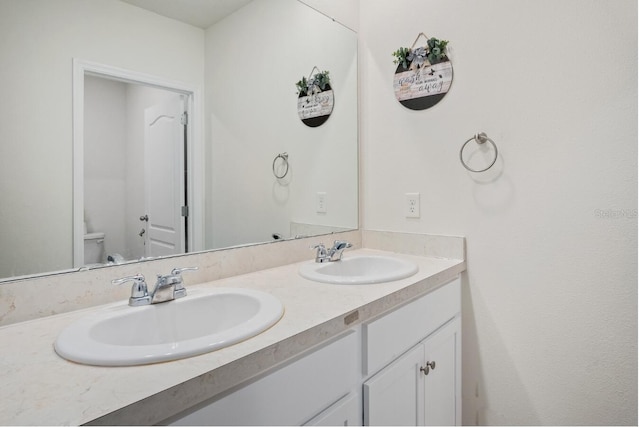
84,76,128,261
0,0,204,277
204,0,357,249
360,0,637,424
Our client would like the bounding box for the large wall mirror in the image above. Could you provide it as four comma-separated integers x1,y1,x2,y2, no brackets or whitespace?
0,0,358,282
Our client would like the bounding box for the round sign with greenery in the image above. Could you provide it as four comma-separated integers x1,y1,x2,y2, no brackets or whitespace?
296,70,334,127
392,37,453,110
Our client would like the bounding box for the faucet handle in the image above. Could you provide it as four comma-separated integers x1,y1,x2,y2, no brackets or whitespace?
311,243,328,255
112,274,151,306
171,267,198,276
169,267,198,299
332,240,352,250
310,243,326,251
328,240,352,261
112,273,145,289
311,243,330,263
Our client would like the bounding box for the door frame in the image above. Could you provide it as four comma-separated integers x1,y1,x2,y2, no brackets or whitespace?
72,59,204,267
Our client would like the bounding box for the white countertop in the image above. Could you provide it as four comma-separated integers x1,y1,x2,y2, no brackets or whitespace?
0,249,465,426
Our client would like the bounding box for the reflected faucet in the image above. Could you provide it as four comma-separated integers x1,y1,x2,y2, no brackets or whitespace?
112,267,198,306
311,240,352,263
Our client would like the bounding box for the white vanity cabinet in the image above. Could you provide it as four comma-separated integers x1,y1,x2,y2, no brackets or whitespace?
167,330,360,426
165,277,461,427
364,317,461,426
363,278,461,426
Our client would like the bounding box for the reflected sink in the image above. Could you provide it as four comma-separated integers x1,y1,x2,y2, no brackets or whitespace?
54,287,284,366
298,255,419,285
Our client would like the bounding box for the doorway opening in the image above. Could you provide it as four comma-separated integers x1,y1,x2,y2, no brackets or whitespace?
72,59,203,268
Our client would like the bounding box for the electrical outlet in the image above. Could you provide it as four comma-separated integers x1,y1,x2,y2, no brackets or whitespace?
316,192,327,213
405,193,420,218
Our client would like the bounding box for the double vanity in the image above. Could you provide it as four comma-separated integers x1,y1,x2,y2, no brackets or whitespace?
0,232,465,425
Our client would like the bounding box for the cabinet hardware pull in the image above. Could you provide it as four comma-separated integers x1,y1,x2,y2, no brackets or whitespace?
420,361,436,375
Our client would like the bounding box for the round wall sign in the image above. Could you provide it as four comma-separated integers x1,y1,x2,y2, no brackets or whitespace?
393,60,453,110
297,84,334,127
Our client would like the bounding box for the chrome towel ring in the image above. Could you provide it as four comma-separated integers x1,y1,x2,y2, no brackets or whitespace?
459,132,498,173
272,152,289,179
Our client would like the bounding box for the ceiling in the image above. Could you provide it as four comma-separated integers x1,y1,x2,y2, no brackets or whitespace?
119,0,253,29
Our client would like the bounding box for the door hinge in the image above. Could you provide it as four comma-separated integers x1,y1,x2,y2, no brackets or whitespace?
181,206,189,217
181,112,188,125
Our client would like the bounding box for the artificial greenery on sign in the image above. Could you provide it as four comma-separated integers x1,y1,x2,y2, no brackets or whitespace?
296,70,331,96
393,37,449,69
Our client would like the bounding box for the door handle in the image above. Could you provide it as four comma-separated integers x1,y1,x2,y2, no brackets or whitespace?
139,228,146,237
420,361,436,375
140,215,149,222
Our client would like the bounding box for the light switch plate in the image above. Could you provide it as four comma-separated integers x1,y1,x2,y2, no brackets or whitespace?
317,192,327,213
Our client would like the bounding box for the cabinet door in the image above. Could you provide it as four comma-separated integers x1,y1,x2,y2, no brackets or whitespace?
423,317,461,426
363,344,425,426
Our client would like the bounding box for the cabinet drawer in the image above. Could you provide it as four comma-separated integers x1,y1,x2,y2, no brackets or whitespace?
169,331,358,426
304,393,360,426
363,277,460,376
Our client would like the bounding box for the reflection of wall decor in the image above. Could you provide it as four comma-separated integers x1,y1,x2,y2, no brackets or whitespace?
272,152,290,179
392,33,453,110
296,67,334,127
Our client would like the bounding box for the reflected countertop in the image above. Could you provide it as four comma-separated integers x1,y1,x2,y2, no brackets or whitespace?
0,248,465,426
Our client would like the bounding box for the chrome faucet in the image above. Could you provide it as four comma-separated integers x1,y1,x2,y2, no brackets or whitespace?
112,267,198,307
311,240,352,263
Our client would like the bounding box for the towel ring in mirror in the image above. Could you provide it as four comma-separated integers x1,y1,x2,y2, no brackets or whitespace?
273,152,289,179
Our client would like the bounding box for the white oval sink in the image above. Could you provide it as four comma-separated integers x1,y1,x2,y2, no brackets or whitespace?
298,255,418,285
54,287,284,366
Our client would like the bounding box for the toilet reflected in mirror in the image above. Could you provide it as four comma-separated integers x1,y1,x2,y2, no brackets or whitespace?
83,231,105,266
